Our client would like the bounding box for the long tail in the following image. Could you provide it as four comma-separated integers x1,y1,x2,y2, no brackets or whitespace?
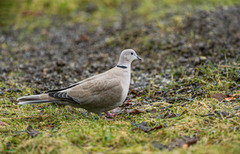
18,100,55,105
17,94,56,105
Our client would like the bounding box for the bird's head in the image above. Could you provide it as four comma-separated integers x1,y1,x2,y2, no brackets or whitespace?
117,49,142,67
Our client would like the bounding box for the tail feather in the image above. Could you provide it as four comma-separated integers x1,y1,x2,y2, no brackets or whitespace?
17,95,41,101
18,100,55,105
17,94,56,105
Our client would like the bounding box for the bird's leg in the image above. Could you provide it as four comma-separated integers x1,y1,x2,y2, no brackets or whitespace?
105,111,115,118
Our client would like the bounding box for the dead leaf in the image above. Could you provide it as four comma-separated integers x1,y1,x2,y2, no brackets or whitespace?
131,89,139,95
219,65,240,69
39,109,44,116
147,109,157,113
232,93,240,97
111,107,124,114
79,35,89,41
182,144,188,149
0,121,7,126
224,93,240,101
121,131,127,135
152,136,197,151
131,122,163,133
22,10,43,16
47,125,54,128
126,109,146,114
152,143,168,150
164,112,180,118
224,97,235,101
168,136,198,150
27,125,39,137
43,68,48,77
233,106,240,110
6,142,11,150
149,125,163,132
122,100,137,106
211,93,227,101
214,111,229,117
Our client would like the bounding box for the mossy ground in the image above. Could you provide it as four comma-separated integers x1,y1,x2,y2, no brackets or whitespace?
0,0,240,153
1,65,239,153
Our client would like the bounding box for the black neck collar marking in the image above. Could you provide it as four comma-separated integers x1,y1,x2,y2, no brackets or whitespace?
117,65,128,69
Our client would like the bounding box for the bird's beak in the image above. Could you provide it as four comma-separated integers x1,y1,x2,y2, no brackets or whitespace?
136,55,143,61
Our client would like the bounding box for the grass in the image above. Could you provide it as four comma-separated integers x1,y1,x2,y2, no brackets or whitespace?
1,0,240,29
0,65,239,153
0,0,240,153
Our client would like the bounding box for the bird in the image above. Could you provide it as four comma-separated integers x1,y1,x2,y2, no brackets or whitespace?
17,49,142,117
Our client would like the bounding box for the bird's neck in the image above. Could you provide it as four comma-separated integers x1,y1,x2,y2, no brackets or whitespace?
117,58,132,69
117,62,131,70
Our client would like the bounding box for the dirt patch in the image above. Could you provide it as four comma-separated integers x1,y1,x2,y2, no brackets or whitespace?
0,6,239,93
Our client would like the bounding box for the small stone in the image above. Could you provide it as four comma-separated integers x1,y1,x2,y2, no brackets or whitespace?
233,106,240,110
199,56,207,61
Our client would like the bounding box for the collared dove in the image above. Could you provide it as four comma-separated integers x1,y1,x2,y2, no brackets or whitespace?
17,49,142,116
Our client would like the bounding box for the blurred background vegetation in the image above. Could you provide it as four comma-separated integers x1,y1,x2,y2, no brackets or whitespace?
0,1,240,153
0,0,240,29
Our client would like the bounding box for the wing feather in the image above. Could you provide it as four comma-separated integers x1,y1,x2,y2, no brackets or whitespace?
48,92,76,103
47,70,109,93
67,77,122,106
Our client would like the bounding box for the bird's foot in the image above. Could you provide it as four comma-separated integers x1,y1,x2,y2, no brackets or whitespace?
105,111,116,118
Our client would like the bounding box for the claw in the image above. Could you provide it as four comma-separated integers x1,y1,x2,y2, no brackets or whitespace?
105,111,115,118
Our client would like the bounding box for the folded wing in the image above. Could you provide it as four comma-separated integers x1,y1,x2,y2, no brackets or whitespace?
48,76,123,108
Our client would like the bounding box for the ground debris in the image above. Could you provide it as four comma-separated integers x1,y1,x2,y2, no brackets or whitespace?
0,120,8,126
196,110,236,119
0,3,239,153
39,109,45,116
214,111,229,117
126,109,146,114
26,125,39,137
211,93,227,101
6,142,12,150
224,93,240,102
233,106,240,110
164,112,181,118
131,121,163,133
152,136,198,151
121,100,138,107
111,107,146,115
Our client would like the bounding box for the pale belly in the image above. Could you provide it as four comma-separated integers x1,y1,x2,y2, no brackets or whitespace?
74,68,131,114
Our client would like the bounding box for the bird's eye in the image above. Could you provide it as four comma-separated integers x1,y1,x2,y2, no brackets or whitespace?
131,52,133,55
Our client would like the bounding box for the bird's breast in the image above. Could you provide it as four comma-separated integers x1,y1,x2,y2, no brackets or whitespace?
119,70,131,104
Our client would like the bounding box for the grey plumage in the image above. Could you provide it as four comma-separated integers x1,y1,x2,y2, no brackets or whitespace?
18,100,54,105
17,49,142,115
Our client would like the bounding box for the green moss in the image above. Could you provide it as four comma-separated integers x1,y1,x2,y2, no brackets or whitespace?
0,0,239,153
1,0,240,30
0,64,240,153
